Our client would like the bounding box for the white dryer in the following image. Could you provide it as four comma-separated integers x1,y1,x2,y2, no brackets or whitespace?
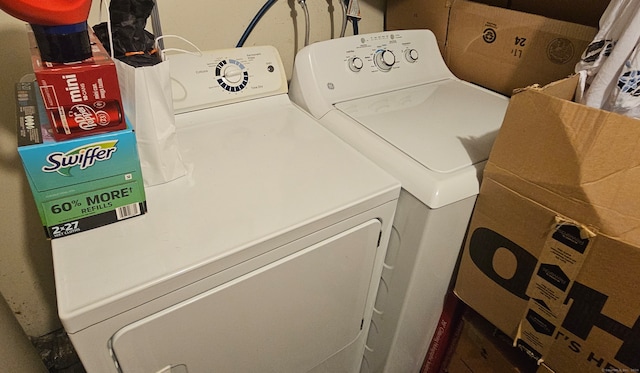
51,45,400,373
289,30,509,373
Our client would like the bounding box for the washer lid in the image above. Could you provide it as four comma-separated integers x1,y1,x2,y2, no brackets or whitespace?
334,79,509,174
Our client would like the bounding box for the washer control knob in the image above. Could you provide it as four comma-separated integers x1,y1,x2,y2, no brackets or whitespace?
348,57,364,72
374,49,395,72
404,49,419,63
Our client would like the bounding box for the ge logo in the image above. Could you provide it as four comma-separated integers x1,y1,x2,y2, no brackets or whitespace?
483,28,497,44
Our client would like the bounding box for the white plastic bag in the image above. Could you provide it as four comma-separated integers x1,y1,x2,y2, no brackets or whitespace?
115,58,187,186
575,0,640,118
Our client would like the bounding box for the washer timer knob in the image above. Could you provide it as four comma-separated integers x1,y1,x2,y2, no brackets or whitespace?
405,49,419,63
374,49,395,72
348,56,364,72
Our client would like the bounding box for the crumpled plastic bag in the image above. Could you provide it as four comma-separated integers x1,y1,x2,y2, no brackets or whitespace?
575,0,640,119
93,0,161,67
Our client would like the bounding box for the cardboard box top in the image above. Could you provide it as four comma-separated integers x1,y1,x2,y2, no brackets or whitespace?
485,75,640,246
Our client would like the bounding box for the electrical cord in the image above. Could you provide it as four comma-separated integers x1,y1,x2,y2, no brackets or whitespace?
236,0,277,47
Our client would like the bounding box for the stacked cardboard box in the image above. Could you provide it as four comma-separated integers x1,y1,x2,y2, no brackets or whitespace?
16,81,147,239
386,0,607,96
27,26,126,141
15,25,148,238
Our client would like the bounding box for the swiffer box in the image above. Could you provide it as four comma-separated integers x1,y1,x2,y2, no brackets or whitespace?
16,81,146,239
455,75,640,372
386,0,600,96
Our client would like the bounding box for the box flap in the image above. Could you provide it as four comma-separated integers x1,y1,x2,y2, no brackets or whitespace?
485,76,640,245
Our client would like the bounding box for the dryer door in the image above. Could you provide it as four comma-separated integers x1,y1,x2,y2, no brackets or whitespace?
110,219,382,373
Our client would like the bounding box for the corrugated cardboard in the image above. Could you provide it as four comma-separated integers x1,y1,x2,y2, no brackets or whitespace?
509,0,609,28
445,1,597,96
444,309,536,373
455,75,640,373
385,0,599,96
386,0,510,55
385,0,451,54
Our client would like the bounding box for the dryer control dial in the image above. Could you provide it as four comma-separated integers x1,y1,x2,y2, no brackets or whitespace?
348,57,364,72
404,49,419,63
374,49,395,72
215,59,250,92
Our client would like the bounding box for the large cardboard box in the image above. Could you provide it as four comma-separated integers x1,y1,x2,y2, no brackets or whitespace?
17,81,147,239
386,0,510,54
446,1,597,96
454,75,640,373
386,0,600,96
509,0,609,28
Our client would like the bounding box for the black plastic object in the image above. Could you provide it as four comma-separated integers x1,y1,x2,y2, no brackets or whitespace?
93,0,161,67
31,22,92,63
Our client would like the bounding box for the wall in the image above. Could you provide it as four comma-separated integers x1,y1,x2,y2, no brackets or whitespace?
0,0,384,338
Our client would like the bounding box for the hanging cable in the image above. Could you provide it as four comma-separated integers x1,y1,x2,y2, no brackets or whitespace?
339,0,348,38
297,0,310,46
236,0,277,47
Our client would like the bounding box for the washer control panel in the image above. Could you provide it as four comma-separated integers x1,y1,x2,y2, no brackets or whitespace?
342,33,422,74
168,45,287,113
289,30,455,118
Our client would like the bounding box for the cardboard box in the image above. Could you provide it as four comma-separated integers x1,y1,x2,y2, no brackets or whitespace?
443,310,537,373
386,0,511,54
386,0,599,96
454,75,640,373
386,0,450,54
509,0,609,28
28,26,126,141
16,81,147,239
446,1,597,96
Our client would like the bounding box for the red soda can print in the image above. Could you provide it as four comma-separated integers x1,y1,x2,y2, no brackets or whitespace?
50,100,123,140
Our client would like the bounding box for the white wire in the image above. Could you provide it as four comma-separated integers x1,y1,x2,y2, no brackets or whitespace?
155,35,203,61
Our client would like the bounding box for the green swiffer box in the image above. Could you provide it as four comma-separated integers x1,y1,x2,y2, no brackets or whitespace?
16,81,147,239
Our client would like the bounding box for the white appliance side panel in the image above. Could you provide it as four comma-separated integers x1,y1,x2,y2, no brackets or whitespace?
110,219,382,373
365,191,477,373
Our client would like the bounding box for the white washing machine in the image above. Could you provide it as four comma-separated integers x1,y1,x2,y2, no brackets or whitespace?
51,45,401,373
289,30,509,373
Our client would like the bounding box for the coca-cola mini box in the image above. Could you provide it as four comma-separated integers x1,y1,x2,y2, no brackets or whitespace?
28,25,126,141
16,81,146,239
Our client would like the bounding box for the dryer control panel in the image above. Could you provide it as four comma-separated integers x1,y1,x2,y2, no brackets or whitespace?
168,45,288,113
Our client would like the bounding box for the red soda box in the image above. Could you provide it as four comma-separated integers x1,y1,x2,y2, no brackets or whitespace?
28,25,126,141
